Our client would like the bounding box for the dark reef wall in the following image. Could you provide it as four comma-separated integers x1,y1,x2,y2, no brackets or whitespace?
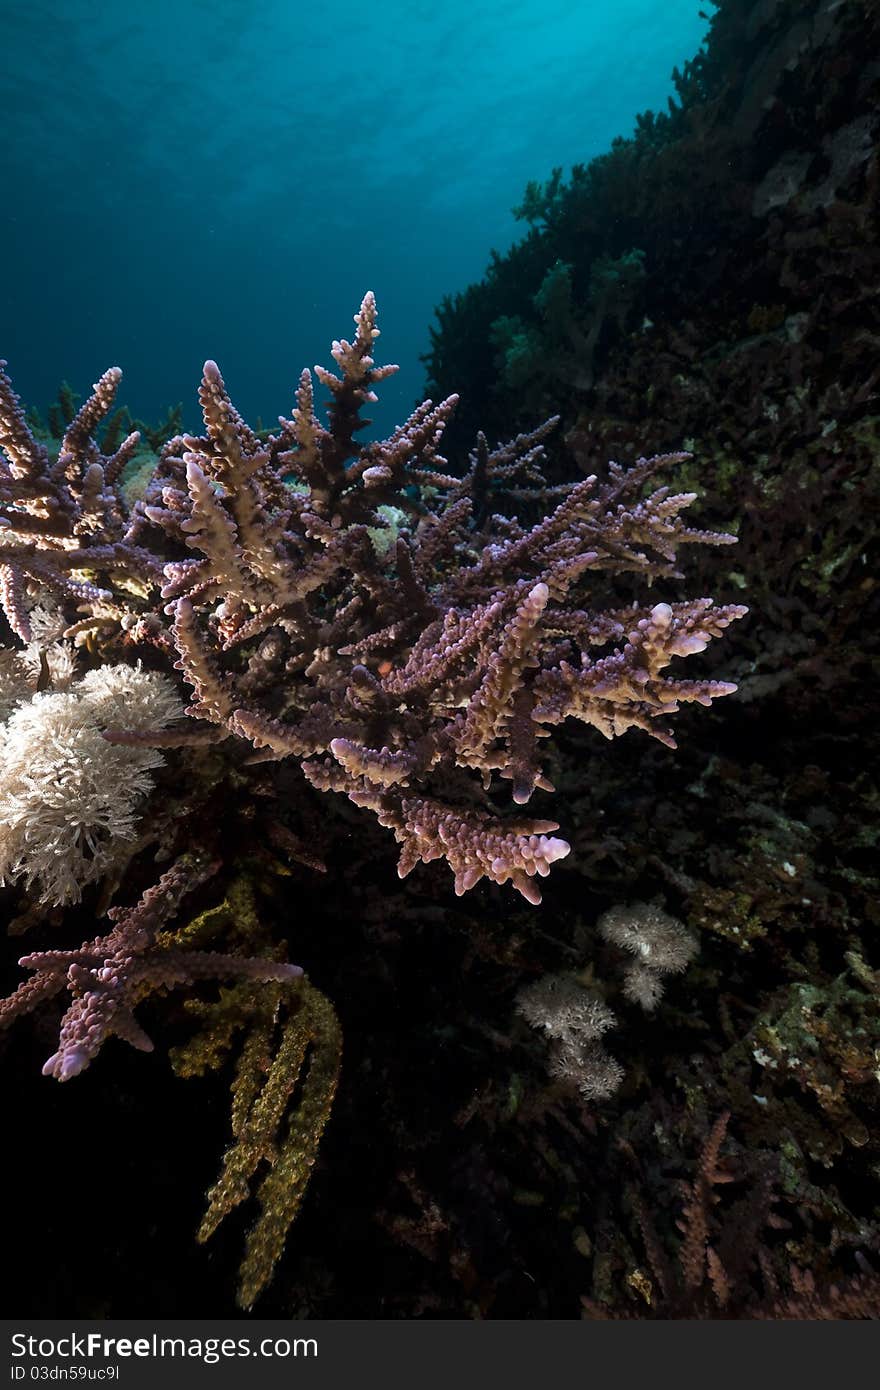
412,0,880,1318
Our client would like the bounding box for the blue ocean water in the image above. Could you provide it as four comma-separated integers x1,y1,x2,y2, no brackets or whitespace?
0,1,707,438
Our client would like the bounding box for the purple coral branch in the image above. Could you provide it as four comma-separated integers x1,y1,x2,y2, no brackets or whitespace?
1,856,302,1081
0,293,746,909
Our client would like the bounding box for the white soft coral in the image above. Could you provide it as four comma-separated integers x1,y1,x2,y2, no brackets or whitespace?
0,664,183,904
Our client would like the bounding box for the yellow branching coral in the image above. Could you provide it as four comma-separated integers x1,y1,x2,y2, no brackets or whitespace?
168,878,342,1309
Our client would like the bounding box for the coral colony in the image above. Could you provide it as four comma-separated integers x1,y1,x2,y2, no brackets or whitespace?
0,293,744,1304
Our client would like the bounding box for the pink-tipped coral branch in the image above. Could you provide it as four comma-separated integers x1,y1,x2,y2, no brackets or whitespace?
0,293,746,910
1,855,302,1081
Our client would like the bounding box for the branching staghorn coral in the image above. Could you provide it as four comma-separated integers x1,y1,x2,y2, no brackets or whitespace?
111,291,744,903
0,360,160,642
0,292,746,1301
0,296,746,904
581,1113,880,1320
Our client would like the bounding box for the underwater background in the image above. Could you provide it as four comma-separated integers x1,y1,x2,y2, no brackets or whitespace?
2,0,880,1320
1,0,706,436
